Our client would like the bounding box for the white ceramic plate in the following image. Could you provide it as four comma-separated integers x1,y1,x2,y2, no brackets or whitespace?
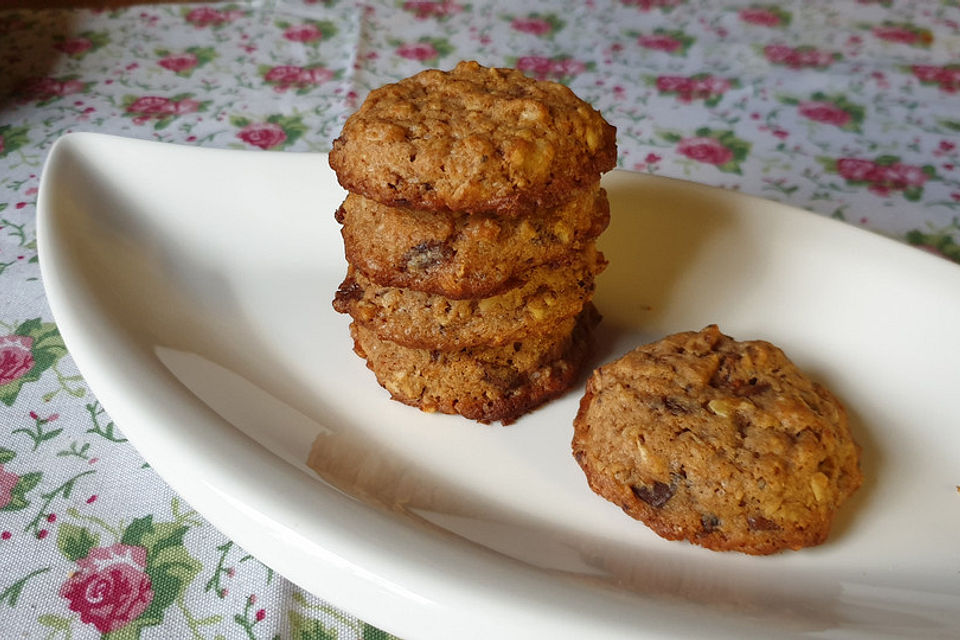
38,133,960,639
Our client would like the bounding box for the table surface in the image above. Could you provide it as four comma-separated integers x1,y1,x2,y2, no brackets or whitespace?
2,1,959,639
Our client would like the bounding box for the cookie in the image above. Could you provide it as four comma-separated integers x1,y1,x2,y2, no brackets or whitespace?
336,185,609,299
352,304,600,424
333,244,605,349
328,60,617,215
572,325,861,555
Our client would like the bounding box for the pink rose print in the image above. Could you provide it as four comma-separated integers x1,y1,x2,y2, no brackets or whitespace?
264,66,303,86
763,44,837,69
910,65,960,93
515,56,589,81
762,44,793,64
655,74,732,103
402,1,464,19
511,17,553,36
298,67,334,85
621,0,686,9
677,137,734,166
185,7,240,28
638,34,683,53
655,76,689,92
868,163,929,193
55,38,92,56
0,335,34,386
831,157,934,199
739,8,782,27
0,135,4,156
158,52,198,74
552,58,586,77
60,544,154,634
284,23,324,43
797,100,851,127
873,25,915,44
515,56,554,78
125,96,202,126
22,77,86,103
836,158,876,181
697,76,731,94
396,41,438,61
126,96,173,115
911,65,942,83
237,122,287,150
872,24,932,47
263,65,333,92
171,99,200,115
0,464,20,510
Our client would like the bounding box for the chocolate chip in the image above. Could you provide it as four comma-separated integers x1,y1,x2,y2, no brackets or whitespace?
662,397,689,415
402,241,453,272
747,515,781,531
334,204,346,224
733,381,771,397
701,514,721,533
631,481,675,508
734,412,751,438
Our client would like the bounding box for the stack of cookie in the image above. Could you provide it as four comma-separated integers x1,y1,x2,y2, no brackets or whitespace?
329,61,617,424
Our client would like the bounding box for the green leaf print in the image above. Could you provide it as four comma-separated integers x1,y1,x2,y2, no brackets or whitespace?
817,156,838,173
0,568,50,607
903,186,923,201
140,543,201,622
363,622,402,640
2,471,42,512
265,114,307,148
425,37,455,58
289,610,338,640
658,130,684,143
0,124,30,159
121,515,155,546
36,614,73,631
906,219,960,262
57,523,101,561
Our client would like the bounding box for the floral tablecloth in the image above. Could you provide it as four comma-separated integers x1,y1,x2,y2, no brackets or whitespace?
1,0,959,638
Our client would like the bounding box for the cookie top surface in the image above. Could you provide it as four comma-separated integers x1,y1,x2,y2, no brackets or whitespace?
337,185,609,299
572,325,862,555
328,60,617,214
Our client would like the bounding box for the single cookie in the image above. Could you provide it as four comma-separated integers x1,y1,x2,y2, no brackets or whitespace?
352,304,600,424
329,60,617,215
572,325,861,555
333,244,605,350
336,185,609,300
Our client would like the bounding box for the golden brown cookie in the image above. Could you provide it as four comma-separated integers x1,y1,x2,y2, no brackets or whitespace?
572,325,861,555
329,60,617,215
333,244,605,349
352,304,600,424
336,185,609,299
